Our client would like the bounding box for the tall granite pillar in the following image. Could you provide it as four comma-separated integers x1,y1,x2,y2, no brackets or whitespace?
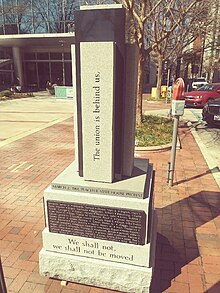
74,5,136,182
39,5,157,293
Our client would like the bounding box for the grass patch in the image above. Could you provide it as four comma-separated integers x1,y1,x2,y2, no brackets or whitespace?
135,115,173,147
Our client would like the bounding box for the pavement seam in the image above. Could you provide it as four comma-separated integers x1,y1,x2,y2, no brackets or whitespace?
0,115,73,148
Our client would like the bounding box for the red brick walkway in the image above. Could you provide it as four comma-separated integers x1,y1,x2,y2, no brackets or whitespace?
0,117,219,293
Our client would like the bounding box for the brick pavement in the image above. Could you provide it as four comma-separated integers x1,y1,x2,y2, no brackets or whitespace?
0,110,219,292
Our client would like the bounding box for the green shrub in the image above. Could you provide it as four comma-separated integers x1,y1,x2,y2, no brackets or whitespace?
135,115,173,147
0,90,13,98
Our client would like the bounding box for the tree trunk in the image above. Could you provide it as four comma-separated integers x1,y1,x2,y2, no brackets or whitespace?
155,54,163,100
136,51,145,126
175,57,182,79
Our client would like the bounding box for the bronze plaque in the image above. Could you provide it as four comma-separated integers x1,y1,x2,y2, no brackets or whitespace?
47,200,146,245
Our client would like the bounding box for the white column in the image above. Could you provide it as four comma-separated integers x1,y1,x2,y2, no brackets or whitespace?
12,46,24,88
80,42,115,183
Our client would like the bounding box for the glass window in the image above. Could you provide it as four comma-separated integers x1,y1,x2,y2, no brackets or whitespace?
4,23,18,34
64,61,72,86
24,52,36,60
37,62,50,89
37,52,49,60
50,62,63,85
0,72,12,87
49,21,63,33
4,48,12,59
50,52,62,60
25,62,38,87
64,52,71,60
198,84,220,91
0,50,4,59
20,22,35,34
34,22,48,34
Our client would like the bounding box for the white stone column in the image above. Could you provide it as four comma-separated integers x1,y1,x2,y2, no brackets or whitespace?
80,42,115,183
12,46,24,88
71,44,79,172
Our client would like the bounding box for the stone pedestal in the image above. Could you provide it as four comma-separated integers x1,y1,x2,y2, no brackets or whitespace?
40,248,154,293
39,158,157,292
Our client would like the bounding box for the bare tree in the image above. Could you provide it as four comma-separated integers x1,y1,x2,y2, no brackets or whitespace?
0,0,78,34
0,0,36,34
153,0,211,99
32,0,78,33
114,0,207,125
203,0,220,82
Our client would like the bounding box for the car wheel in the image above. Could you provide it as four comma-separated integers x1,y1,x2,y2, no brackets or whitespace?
205,115,215,126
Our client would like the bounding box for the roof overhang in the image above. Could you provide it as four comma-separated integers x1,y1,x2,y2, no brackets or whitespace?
0,32,75,48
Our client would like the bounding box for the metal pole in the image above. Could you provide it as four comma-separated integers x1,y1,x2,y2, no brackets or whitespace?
62,46,65,86
166,68,171,104
168,115,179,187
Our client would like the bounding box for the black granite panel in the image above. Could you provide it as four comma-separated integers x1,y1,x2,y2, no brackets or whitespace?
47,200,146,245
75,8,125,55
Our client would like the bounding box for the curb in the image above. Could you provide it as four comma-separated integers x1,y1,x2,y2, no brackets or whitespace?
135,136,181,152
190,127,220,189
135,144,172,152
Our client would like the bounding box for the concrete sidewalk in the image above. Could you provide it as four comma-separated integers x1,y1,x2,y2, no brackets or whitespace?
0,93,73,146
0,98,219,293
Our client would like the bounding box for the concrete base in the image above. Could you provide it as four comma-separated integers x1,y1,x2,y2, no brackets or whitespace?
39,248,153,293
41,210,157,267
51,158,153,199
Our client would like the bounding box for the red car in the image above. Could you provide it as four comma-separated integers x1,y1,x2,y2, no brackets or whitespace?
184,83,220,107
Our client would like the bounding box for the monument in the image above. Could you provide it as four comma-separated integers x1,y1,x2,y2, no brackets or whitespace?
39,4,157,293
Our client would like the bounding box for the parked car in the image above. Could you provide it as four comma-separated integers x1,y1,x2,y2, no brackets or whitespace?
191,77,208,90
185,77,208,91
184,83,220,107
202,98,220,126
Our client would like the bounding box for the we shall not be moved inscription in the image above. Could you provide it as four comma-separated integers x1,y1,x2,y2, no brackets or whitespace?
47,200,146,245
80,42,115,182
42,230,151,267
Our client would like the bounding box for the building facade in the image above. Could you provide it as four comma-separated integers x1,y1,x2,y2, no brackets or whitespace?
0,0,77,34
203,0,220,82
0,0,81,90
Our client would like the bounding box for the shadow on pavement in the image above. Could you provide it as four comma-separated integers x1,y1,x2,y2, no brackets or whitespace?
150,190,220,293
204,281,220,293
173,167,220,186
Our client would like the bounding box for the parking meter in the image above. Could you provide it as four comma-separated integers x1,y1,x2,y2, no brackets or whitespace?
171,78,185,116
168,77,185,187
